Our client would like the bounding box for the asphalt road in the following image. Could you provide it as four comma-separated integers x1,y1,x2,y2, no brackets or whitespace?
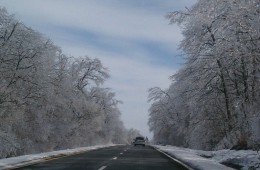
15,145,189,170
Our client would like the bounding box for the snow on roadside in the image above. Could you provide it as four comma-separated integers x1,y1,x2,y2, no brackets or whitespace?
0,144,119,170
153,145,260,170
197,149,260,170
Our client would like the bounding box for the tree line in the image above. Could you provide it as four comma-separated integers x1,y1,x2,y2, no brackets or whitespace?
148,0,260,150
0,7,140,158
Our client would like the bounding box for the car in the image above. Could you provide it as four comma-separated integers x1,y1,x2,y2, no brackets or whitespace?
134,136,145,147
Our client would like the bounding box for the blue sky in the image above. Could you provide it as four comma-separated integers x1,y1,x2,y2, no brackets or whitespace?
0,0,197,139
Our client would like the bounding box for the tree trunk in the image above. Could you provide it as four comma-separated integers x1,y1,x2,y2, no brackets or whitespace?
217,59,232,121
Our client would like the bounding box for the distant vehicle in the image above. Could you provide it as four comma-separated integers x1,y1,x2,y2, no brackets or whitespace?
134,136,145,147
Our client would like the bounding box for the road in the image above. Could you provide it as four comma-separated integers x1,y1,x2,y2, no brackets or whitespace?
15,145,189,170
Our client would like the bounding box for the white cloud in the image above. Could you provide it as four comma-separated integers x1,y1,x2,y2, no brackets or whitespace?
1,0,184,44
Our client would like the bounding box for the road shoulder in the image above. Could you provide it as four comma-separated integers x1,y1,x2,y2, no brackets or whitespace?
152,145,234,170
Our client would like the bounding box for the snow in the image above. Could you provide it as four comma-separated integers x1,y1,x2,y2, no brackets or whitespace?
201,149,260,170
153,145,260,170
0,144,118,170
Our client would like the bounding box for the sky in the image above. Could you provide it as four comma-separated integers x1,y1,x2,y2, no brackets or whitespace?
0,0,197,139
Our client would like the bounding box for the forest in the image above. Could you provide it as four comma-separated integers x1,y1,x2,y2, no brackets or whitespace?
0,7,140,158
148,0,260,150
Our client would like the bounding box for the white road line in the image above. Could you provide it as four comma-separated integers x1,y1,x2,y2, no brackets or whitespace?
120,153,123,154
98,166,107,170
152,146,194,170
112,157,117,160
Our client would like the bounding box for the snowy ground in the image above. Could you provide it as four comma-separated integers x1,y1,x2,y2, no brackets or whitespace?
0,144,118,170
154,145,260,170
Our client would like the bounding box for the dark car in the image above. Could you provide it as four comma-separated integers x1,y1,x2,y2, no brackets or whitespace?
134,136,145,147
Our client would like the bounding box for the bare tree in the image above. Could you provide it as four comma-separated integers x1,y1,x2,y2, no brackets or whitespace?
148,0,260,150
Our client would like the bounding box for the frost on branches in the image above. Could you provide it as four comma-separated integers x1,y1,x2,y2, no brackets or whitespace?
0,7,136,158
148,0,260,150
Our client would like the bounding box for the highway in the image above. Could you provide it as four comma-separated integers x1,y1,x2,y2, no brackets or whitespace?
15,145,189,170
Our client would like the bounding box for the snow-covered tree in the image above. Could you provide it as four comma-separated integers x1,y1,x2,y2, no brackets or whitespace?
0,7,132,158
149,0,260,150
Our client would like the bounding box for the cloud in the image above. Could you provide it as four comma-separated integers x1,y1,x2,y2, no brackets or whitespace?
1,0,184,44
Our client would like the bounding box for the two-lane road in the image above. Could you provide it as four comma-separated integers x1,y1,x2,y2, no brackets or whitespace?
15,145,189,170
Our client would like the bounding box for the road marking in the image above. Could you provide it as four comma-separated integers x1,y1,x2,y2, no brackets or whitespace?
152,146,194,170
98,166,107,170
120,153,123,154
112,157,117,160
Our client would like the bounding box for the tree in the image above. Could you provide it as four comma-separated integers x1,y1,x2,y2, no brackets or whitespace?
0,7,130,158
70,57,109,92
148,0,260,150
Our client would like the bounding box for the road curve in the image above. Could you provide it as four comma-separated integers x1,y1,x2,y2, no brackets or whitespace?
14,145,189,170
